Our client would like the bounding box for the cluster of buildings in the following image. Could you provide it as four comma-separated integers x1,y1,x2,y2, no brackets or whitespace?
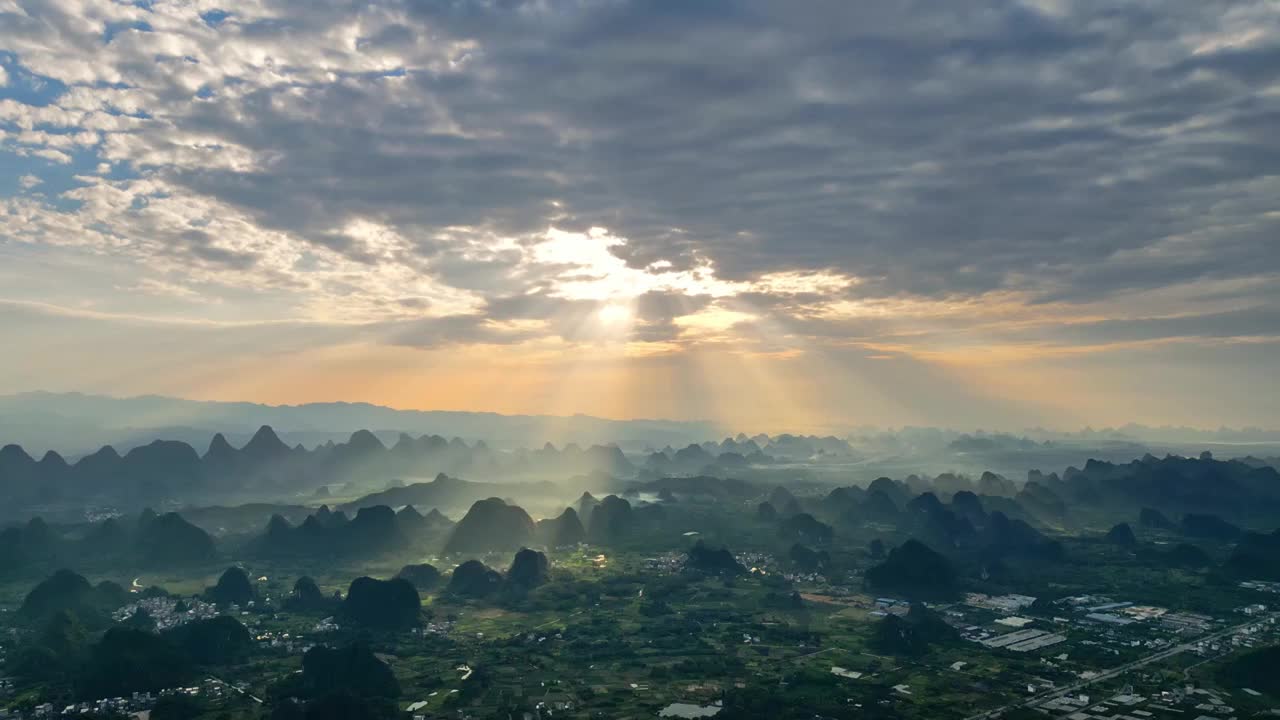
965,593,1037,613
109,596,219,631
0,678,235,719
253,628,314,654
1040,685,1244,719
414,620,455,636
1059,596,1221,637
948,592,1246,659
870,597,911,618
979,627,1067,653
1239,580,1280,594
644,552,689,574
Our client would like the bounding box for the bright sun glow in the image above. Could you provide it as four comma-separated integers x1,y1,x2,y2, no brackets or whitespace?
597,303,633,326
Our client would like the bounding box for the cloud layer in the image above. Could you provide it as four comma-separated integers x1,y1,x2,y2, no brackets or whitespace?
1,0,1278,429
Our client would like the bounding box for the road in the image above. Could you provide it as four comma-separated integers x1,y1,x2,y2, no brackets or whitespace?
206,674,264,704
962,612,1277,720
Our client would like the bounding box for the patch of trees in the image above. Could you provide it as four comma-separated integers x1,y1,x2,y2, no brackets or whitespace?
341,577,421,630
1181,513,1242,541
1224,529,1280,580
0,512,217,578
777,513,833,545
1138,542,1212,568
7,607,255,699
395,563,442,591
19,569,127,627
586,495,634,544
507,548,551,589
1105,522,1137,546
285,576,337,613
536,507,586,547
1216,645,1280,698
447,560,504,598
684,541,746,575
1139,507,1177,530
136,512,217,567
271,643,400,720
788,543,830,572
444,497,537,553
169,616,253,665
78,627,192,699
869,604,959,656
258,505,423,560
864,539,957,599
205,566,256,606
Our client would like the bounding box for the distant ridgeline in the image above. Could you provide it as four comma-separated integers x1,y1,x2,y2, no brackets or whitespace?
1018,452,1280,524
0,425,634,513
0,448,1274,594
0,425,858,516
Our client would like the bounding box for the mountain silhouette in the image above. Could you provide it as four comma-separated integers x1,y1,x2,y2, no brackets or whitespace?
0,424,647,516
865,539,957,599
537,507,586,547
507,548,551,588
444,498,536,554
586,495,633,544
447,560,504,597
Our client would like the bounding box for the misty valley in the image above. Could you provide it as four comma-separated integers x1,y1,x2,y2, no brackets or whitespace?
2,409,1280,720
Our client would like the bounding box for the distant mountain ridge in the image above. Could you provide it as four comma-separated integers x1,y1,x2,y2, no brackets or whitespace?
0,425,639,517
0,391,721,455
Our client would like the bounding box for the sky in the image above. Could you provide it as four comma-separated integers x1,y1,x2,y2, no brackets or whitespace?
1,0,1278,434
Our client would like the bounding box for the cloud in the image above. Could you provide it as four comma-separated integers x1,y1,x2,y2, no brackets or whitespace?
1,0,1279,427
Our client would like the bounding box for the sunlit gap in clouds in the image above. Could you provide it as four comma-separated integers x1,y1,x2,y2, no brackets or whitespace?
527,226,697,440
519,225,900,435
